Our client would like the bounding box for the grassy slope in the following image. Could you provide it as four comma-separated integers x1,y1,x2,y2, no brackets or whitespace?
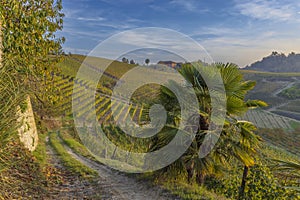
58,54,135,79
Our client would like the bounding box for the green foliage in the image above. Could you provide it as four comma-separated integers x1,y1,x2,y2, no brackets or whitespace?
0,0,64,79
0,0,65,118
0,68,21,150
207,164,298,199
145,58,150,65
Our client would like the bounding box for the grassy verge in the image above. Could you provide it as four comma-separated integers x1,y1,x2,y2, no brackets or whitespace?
160,181,228,200
49,131,98,179
32,133,48,169
59,128,141,172
58,129,96,161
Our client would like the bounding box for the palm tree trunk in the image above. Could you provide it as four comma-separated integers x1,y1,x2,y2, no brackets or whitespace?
239,165,249,199
196,172,205,185
186,161,194,184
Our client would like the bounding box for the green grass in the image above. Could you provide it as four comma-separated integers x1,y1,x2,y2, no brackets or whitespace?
59,126,142,173
49,131,98,179
58,129,96,161
32,133,48,169
162,181,228,200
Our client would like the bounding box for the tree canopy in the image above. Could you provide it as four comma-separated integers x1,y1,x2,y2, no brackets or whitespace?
0,0,64,166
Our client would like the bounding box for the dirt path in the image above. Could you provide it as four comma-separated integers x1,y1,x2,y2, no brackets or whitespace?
46,133,180,200
45,136,122,199
62,144,180,200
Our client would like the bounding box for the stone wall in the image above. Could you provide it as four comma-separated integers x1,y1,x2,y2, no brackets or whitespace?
17,96,39,151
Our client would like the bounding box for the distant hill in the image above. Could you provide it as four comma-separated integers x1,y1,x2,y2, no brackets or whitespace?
245,52,300,72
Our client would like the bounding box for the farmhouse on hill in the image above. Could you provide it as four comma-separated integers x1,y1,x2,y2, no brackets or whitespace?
157,61,182,69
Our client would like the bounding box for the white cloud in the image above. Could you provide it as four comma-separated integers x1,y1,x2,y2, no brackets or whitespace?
235,0,298,21
77,17,106,21
170,0,196,12
89,28,212,63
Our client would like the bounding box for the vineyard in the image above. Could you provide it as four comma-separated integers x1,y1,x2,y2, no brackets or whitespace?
241,109,299,131
49,55,300,134
49,74,148,125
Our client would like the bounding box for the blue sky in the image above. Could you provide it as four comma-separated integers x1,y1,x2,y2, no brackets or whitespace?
59,0,300,67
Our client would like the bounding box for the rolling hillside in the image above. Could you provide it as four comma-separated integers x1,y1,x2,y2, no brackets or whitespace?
55,55,300,154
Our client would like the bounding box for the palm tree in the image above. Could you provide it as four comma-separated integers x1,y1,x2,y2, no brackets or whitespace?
150,62,266,189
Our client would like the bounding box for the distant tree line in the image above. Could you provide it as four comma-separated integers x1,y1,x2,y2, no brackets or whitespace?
245,51,300,72
121,57,151,65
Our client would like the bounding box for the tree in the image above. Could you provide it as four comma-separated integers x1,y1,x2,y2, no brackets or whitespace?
0,0,64,168
149,63,266,189
122,57,128,63
2,0,64,117
145,58,150,65
130,59,135,64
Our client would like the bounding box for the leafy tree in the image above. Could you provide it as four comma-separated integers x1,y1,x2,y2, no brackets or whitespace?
145,58,150,65
122,57,128,63
0,0,64,169
130,59,135,64
1,0,64,80
1,0,64,112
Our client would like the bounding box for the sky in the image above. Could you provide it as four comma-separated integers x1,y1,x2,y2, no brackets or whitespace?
58,0,300,67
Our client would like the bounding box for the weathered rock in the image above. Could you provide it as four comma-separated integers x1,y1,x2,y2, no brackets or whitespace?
17,96,39,151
